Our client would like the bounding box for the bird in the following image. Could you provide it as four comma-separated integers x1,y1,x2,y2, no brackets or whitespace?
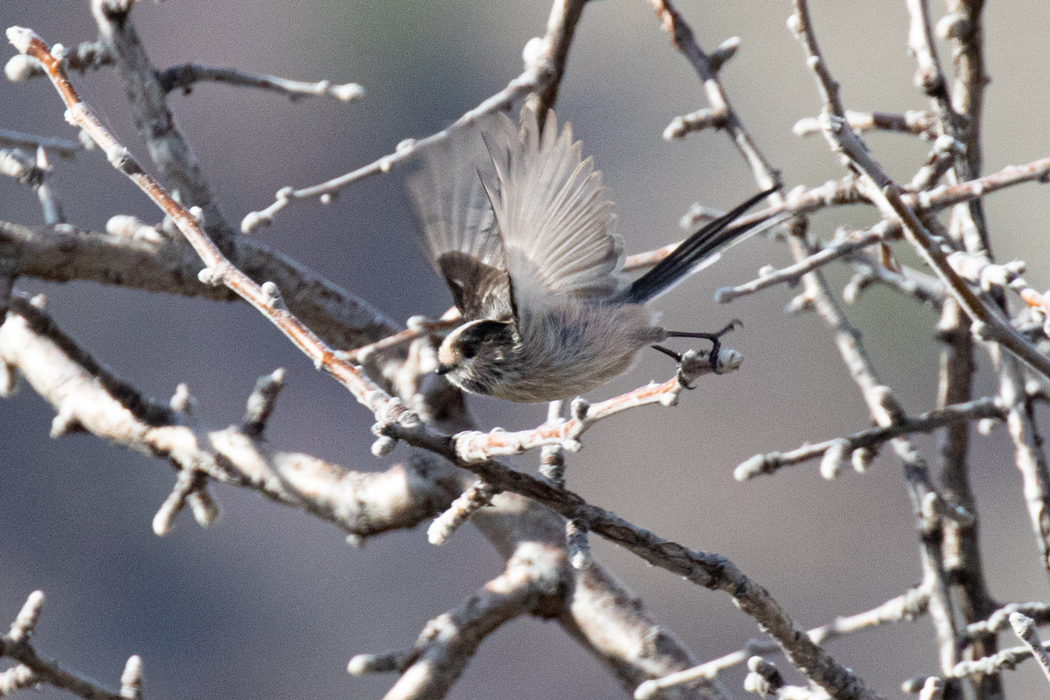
406,107,776,403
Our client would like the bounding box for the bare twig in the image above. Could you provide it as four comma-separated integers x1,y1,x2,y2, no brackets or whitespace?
715,225,890,303
351,542,567,700
734,397,1002,480
452,348,740,461
950,639,1050,678
0,591,134,700
157,62,364,101
637,586,930,699
964,602,1050,641
91,0,235,244
242,0,588,232
623,156,1050,275
3,40,112,80
647,0,779,191
793,110,937,139
0,129,81,158
1008,612,1050,685
427,480,498,545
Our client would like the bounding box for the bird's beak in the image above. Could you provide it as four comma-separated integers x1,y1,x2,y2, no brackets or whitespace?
435,363,453,376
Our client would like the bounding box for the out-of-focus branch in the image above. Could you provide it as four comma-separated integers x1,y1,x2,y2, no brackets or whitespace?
0,294,460,539
90,0,236,246
793,110,937,139
157,63,364,101
350,542,568,700
242,0,588,232
0,591,142,700
0,129,81,158
0,218,398,352
1008,612,1050,685
646,0,780,191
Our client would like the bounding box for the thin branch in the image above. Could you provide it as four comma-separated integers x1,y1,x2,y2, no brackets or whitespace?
427,480,498,545
0,129,81,158
90,0,236,245
623,156,1050,275
637,585,930,699
793,110,937,139
646,0,780,191
964,602,1050,641
0,591,134,700
156,62,364,101
3,40,112,80
452,348,740,461
350,543,566,700
1008,612,1050,685
715,226,889,303
241,0,588,232
950,639,1050,678
735,397,1002,480
842,253,945,310
993,341,1050,572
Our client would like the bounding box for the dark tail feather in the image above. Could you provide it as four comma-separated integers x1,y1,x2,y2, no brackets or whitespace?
624,186,779,304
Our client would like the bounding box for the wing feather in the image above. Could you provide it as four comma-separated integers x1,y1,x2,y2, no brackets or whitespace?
406,127,512,320
481,108,625,305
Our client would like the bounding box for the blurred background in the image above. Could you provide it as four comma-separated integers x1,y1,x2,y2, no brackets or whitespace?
2,1,1050,698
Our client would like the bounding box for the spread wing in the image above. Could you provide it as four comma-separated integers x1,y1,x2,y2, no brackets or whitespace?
480,108,625,310
406,127,513,321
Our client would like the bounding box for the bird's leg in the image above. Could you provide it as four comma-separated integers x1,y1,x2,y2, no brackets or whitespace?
650,344,682,362
650,345,702,389
666,319,742,374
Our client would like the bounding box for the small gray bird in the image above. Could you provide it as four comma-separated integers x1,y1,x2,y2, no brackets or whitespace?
407,107,774,403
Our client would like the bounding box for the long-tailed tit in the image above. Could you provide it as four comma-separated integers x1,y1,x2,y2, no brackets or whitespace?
407,107,777,403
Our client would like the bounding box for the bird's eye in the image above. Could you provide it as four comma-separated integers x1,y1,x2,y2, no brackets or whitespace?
461,344,477,360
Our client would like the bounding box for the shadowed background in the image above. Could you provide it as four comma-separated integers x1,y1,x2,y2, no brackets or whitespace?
2,1,1050,698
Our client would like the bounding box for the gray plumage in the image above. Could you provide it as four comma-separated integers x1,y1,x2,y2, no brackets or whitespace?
407,107,772,402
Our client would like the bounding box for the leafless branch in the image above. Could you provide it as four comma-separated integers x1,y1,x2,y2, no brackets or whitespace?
350,542,567,700
638,585,930,699
964,602,1050,641
1008,612,1050,685
793,110,937,139
734,397,1003,480
452,348,740,461
241,0,588,232
0,128,81,158
0,591,139,700
90,0,236,245
157,62,364,101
